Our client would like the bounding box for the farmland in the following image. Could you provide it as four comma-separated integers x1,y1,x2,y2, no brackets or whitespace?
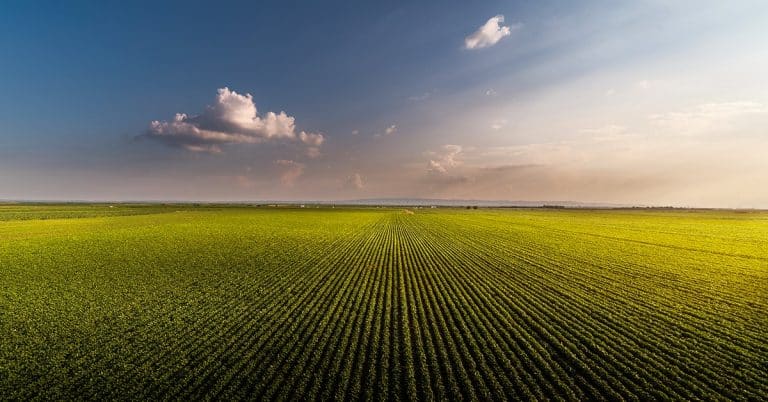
0,205,766,400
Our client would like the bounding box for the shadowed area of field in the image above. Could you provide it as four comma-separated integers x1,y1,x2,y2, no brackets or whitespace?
1,206,766,400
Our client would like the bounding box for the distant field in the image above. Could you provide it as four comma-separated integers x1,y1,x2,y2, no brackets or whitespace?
1,205,766,400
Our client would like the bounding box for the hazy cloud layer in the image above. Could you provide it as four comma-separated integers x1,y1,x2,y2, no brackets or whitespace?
276,159,305,187
143,88,324,154
649,102,767,136
427,145,463,173
344,173,365,190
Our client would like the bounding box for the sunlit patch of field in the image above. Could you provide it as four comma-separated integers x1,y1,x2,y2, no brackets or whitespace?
1,206,765,399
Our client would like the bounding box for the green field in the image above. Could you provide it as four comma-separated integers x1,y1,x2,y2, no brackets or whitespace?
1,205,766,400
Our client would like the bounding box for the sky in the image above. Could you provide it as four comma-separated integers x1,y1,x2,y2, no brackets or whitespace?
1,0,767,207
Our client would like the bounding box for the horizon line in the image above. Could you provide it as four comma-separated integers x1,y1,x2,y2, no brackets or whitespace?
1,198,765,211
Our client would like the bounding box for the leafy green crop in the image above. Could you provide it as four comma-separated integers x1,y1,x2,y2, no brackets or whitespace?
1,206,765,399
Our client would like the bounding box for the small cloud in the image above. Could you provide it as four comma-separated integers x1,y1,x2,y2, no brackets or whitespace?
183,144,223,154
344,173,365,190
299,131,325,158
604,88,616,97
491,119,507,130
299,131,324,147
464,15,520,50
636,80,650,90
351,129,359,135
374,125,398,138
428,160,448,173
275,159,305,187
427,144,463,174
485,88,497,96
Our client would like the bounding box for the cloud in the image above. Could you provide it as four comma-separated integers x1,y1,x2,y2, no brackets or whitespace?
485,88,497,96
304,147,321,159
344,173,365,190
649,101,767,136
142,87,324,154
490,119,507,130
351,129,359,135
374,124,398,138
464,15,519,50
299,131,325,158
427,144,463,173
299,131,324,147
275,159,304,186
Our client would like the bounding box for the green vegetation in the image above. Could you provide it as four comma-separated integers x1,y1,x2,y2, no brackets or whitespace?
1,205,766,400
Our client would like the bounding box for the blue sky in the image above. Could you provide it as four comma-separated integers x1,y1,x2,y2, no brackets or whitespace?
2,1,768,206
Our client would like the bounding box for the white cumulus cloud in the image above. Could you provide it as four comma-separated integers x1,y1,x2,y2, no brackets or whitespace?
142,87,324,154
464,15,519,50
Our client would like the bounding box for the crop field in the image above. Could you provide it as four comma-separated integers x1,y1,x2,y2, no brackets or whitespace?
1,205,766,400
